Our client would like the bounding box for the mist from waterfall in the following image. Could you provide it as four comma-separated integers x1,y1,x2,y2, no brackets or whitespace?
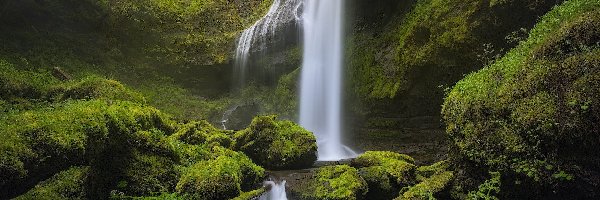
299,0,357,161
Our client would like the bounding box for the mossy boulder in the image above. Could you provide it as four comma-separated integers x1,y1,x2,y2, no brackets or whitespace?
293,165,368,200
14,166,89,200
175,147,265,200
352,151,416,186
234,115,317,170
0,99,177,198
442,0,600,198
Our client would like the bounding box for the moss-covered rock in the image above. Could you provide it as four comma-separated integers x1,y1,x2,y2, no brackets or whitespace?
396,171,454,200
352,151,416,186
0,99,177,198
234,115,317,170
14,166,89,200
171,120,233,147
442,0,600,198
353,151,415,167
294,165,368,200
175,147,265,200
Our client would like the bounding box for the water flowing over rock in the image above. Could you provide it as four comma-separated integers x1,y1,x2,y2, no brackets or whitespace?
234,0,303,88
299,0,357,161
260,180,288,200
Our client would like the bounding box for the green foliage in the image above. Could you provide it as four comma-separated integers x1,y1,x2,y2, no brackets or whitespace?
442,0,600,197
175,147,265,200
468,172,501,200
234,115,317,170
14,166,89,200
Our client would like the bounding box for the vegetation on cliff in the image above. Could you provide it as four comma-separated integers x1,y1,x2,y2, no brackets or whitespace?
443,0,600,198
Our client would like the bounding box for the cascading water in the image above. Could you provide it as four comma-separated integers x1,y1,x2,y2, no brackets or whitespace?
299,0,357,161
234,0,302,89
259,181,288,200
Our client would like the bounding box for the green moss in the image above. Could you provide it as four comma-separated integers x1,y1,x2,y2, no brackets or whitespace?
416,160,451,182
353,151,415,167
0,59,58,101
14,166,89,200
234,115,317,170
305,165,368,200
442,0,600,197
0,99,177,197
397,171,454,200
352,151,416,186
53,76,146,103
175,148,265,200
119,151,178,196
171,120,231,145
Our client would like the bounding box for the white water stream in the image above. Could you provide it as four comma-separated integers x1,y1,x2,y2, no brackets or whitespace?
259,181,288,200
234,0,356,197
299,0,357,161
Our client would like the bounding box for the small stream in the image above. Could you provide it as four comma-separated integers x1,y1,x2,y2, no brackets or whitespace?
260,180,288,200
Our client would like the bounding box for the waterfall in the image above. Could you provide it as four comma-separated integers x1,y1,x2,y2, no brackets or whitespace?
234,0,302,89
299,0,357,161
260,180,288,200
